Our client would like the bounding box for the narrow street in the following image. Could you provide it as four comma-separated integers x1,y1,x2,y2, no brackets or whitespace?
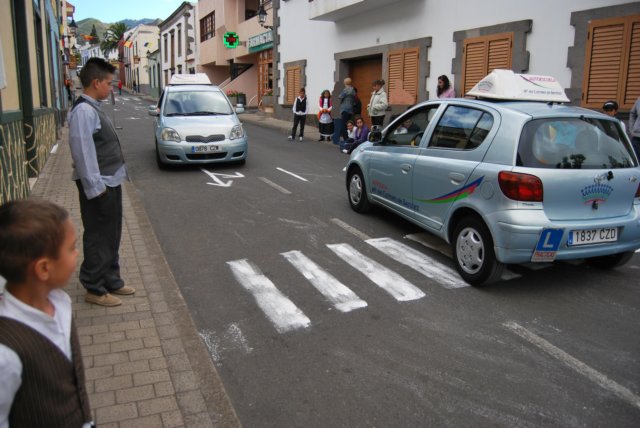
113,94,640,427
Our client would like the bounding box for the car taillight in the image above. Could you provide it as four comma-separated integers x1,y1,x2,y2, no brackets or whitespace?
498,171,543,202
635,183,640,198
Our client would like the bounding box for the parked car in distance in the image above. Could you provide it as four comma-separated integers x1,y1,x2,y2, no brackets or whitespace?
345,70,640,286
149,73,247,168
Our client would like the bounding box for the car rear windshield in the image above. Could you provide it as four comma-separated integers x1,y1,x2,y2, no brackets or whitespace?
164,90,233,116
517,117,635,169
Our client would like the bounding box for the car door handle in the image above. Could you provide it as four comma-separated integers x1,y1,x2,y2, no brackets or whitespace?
401,164,412,174
449,172,465,185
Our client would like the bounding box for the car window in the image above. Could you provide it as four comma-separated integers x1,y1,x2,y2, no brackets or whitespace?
384,107,436,146
164,90,233,116
518,118,635,169
429,106,493,150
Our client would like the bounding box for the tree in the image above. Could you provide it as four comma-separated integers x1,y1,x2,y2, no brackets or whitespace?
100,22,127,56
90,24,100,45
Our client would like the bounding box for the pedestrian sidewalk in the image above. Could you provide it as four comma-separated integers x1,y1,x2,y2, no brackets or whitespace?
30,125,240,428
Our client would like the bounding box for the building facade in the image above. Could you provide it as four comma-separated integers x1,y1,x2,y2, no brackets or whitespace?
1,0,69,204
275,0,640,126
196,0,274,107
122,24,159,94
159,1,199,88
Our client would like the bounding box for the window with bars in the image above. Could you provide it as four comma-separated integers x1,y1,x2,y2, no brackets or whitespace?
582,14,640,110
200,12,215,42
387,47,419,105
461,33,513,95
285,66,301,104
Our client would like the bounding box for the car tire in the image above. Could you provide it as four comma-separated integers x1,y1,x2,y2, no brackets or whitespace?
585,251,633,269
348,168,372,213
452,216,504,286
156,142,168,170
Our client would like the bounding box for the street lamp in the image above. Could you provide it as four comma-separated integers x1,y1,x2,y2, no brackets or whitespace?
257,1,272,29
69,18,78,36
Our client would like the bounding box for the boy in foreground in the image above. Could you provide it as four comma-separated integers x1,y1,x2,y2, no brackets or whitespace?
0,198,94,427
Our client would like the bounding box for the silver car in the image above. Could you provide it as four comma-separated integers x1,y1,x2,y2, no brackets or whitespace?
150,76,247,168
345,75,640,286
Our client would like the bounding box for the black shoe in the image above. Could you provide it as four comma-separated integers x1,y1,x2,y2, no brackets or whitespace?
318,137,324,141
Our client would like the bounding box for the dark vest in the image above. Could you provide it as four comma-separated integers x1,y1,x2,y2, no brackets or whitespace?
294,97,307,113
72,96,125,175
0,317,92,427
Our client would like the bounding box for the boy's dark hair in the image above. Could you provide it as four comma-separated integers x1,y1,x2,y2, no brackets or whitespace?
0,198,69,283
603,100,618,112
79,57,116,88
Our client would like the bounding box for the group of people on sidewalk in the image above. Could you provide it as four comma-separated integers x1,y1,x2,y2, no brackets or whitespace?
287,74,458,154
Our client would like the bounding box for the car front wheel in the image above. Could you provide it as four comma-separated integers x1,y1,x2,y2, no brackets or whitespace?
347,168,371,213
156,142,168,170
452,216,504,286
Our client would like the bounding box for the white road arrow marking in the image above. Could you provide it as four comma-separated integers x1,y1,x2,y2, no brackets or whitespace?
201,168,245,187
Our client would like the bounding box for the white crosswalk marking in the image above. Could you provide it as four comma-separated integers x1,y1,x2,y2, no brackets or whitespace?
327,243,426,301
281,250,368,312
366,237,468,289
227,259,311,333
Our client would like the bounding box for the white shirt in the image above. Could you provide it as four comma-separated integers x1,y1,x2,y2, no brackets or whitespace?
0,289,91,428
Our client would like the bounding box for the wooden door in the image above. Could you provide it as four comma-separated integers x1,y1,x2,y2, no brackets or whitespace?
350,56,383,127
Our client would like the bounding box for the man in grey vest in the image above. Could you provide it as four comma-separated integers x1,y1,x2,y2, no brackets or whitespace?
69,57,135,307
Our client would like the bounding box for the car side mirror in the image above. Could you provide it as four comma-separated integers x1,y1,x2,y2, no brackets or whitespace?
148,105,159,116
368,130,382,143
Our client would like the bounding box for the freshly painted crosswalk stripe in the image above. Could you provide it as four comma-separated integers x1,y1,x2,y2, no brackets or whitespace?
227,259,311,333
281,250,368,312
366,237,468,289
327,243,426,301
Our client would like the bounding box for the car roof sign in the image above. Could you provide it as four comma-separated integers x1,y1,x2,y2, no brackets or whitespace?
169,73,212,85
466,69,570,103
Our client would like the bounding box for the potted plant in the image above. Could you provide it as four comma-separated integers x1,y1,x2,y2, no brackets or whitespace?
226,89,246,106
262,89,274,107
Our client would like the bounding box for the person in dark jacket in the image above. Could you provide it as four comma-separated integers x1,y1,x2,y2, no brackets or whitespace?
343,116,370,154
289,88,309,141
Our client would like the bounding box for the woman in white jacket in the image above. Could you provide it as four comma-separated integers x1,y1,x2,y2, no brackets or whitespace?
367,79,388,128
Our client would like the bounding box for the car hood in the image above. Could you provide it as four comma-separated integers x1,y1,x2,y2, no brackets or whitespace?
162,115,239,137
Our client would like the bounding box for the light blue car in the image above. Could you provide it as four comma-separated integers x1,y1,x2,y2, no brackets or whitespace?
150,75,247,168
345,75,640,286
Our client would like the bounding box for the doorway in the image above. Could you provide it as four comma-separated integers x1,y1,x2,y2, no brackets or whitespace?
349,56,382,127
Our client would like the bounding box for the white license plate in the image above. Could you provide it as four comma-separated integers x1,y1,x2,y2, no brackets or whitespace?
568,228,618,246
191,145,219,153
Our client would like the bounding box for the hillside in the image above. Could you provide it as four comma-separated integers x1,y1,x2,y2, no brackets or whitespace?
76,18,160,46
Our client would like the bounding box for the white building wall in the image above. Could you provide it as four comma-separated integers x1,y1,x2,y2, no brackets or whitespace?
278,0,633,113
160,2,198,87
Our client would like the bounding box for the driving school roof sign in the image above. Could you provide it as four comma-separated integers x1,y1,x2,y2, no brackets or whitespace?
248,30,273,53
466,69,570,103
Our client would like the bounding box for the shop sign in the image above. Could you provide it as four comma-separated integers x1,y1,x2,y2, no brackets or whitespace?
248,31,273,53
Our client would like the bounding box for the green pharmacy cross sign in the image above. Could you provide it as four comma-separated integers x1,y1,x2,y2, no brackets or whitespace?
223,32,240,48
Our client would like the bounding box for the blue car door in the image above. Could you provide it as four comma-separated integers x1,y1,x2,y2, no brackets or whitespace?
412,104,496,231
367,105,441,219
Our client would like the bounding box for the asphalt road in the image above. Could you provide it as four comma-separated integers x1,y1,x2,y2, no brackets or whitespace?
112,94,640,427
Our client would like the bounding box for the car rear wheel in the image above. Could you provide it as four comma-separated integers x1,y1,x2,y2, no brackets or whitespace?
586,251,633,269
348,168,371,213
452,216,504,286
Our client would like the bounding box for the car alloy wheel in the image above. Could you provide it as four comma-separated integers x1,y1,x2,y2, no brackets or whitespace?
453,216,503,286
348,169,371,213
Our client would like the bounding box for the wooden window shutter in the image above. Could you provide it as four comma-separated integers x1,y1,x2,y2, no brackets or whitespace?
624,18,640,106
387,47,419,105
583,14,640,109
462,33,513,95
285,66,301,104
